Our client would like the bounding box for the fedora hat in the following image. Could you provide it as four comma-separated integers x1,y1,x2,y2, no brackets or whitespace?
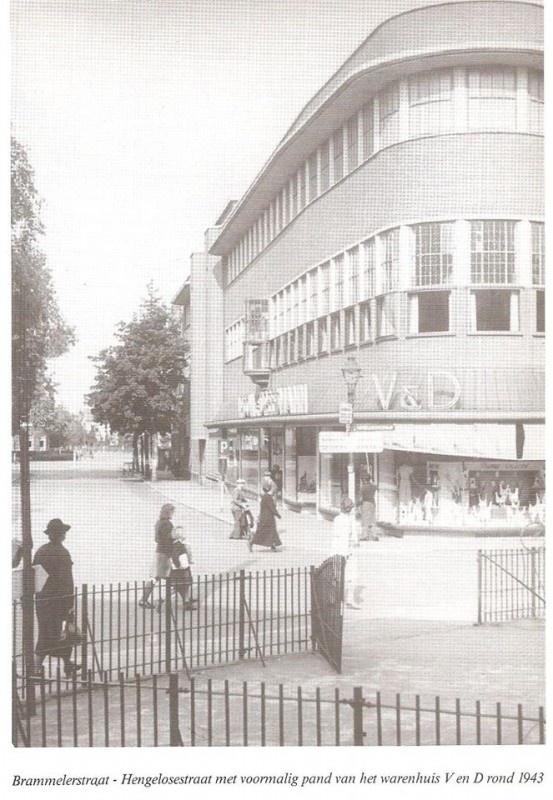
45,518,71,535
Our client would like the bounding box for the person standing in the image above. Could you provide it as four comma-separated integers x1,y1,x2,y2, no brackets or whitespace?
358,472,379,541
332,496,361,609
262,470,278,498
139,503,176,607
33,518,80,677
249,486,282,552
229,479,248,539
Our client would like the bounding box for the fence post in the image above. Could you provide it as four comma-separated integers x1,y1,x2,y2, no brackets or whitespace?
81,584,88,678
476,550,482,625
238,570,246,660
530,548,536,618
165,579,172,673
309,565,316,652
168,673,181,746
352,686,365,746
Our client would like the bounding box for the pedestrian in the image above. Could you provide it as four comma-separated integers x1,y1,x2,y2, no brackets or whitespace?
271,465,283,501
229,478,249,539
139,502,176,608
262,470,278,498
358,471,379,541
33,518,81,677
167,526,197,610
249,486,282,552
332,496,362,609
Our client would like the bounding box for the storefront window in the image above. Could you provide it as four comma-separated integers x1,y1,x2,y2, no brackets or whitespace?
318,317,328,353
296,427,317,502
259,428,270,478
240,428,259,490
284,427,297,502
225,429,240,484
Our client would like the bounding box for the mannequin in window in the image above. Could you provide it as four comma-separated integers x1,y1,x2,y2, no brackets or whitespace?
397,463,413,520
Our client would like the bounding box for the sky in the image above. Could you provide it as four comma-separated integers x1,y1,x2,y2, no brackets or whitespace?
10,0,500,412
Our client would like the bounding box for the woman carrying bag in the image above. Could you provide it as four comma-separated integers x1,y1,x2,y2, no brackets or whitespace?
33,518,81,677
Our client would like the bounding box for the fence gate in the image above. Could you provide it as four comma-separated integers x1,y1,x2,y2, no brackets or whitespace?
478,547,545,624
310,555,346,673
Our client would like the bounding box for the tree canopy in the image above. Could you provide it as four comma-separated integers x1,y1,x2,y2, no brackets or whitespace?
87,286,188,444
12,138,75,432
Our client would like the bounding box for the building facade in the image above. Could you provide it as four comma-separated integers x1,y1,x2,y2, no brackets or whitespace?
184,0,544,530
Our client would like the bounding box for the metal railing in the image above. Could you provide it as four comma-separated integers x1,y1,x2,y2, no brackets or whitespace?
477,547,545,624
13,668,545,748
13,568,312,687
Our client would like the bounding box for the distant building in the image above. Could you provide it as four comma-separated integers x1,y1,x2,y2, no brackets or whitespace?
179,1,544,529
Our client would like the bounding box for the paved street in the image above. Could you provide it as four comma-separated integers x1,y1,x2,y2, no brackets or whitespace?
13,452,545,724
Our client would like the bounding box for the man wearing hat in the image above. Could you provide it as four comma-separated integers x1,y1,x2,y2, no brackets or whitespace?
32,518,80,677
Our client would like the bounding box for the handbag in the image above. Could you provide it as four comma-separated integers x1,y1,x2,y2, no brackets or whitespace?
172,540,187,558
60,620,83,647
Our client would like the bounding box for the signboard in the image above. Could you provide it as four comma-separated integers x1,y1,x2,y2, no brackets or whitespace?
319,430,384,454
239,384,308,418
338,403,353,425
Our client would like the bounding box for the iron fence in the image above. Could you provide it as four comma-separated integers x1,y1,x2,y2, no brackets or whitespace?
477,547,545,624
13,668,545,748
13,568,312,688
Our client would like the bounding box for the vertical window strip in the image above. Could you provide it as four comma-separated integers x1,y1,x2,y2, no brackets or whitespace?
531,222,545,285
320,139,330,192
333,128,344,182
363,239,376,298
308,153,318,203
470,220,515,284
347,114,359,171
347,247,359,305
380,229,400,292
334,255,344,311
413,222,454,287
362,101,374,159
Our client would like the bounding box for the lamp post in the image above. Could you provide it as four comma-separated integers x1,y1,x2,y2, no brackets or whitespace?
341,356,361,505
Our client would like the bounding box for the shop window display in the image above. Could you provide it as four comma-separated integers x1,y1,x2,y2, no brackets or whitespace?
240,429,259,490
296,427,317,502
284,428,297,502
395,456,545,527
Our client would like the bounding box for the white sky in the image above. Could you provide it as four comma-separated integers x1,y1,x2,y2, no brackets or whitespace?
10,0,492,412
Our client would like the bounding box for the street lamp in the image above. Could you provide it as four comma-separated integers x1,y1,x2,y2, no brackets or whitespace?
341,356,361,505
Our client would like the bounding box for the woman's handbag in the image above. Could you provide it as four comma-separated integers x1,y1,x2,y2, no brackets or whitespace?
60,620,83,647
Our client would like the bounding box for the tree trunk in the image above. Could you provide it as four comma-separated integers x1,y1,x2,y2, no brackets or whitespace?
144,432,151,481
132,432,139,472
19,419,36,715
139,434,145,475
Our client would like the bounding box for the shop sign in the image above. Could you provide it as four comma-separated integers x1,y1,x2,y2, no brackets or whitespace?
338,403,353,425
465,461,542,472
319,430,384,454
373,371,461,411
238,384,308,418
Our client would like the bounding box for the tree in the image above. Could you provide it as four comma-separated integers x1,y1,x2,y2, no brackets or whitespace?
88,285,188,477
12,138,75,431
12,137,75,713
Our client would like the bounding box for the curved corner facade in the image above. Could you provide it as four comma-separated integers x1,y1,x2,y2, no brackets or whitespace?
187,1,544,530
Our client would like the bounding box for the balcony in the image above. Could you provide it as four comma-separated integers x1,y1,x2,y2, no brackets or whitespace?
243,341,271,389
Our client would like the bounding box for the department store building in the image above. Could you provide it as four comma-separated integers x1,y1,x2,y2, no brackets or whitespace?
178,0,544,532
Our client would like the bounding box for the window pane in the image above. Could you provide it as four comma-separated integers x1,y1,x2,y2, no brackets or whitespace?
532,222,545,285
347,114,359,171
347,247,359,305
318,317,328,353
320,140,330,192
330,312,341,350
363,238,376,298
333,128,344,181
471,221,515,283
468,68,516,130
474,290,511,331
414,222,454,286
359,301,371,342
536,290,545,333
379,82,400,147
320,263,330,315
308,153,318,202
416,291,450,333
380,228,400,292
377,295,396,337
362,101,374,159
334,255,344,311
345,307,356,346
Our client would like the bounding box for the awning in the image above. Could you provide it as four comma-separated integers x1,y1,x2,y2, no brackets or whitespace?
381,423,544,461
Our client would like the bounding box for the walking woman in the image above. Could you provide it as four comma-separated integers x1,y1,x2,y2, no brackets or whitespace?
249,486,282,552
33,518,80,677
139,503,176,608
